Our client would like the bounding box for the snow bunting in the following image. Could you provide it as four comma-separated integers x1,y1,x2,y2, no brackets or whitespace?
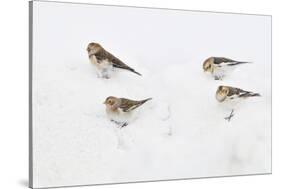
216,85,260,121
203,57,251,80
87,42,141,78
104,96,152,127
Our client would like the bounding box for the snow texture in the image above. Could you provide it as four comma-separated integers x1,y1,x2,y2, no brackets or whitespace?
32,1,271,188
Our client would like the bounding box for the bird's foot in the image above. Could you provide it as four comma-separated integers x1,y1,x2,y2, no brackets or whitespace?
224,109,234,122
111,120,128,128
120,122,128,128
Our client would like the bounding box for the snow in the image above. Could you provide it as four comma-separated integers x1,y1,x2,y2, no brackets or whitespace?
32,1,271,188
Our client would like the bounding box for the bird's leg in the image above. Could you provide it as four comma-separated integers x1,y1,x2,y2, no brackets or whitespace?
104,75,110,79
214,76,221,80
214,75,224,80
120,122,128,128
224,109,234,122
102,73,110,79
101,69,110,79
111,119,120,125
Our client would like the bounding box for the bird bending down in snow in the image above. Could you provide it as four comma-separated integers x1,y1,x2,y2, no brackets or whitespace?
203,57,251,80
104,96,152,127
87,42,141,79
216,85,261,121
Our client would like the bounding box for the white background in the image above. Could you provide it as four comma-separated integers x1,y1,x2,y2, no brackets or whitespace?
0,0,279,189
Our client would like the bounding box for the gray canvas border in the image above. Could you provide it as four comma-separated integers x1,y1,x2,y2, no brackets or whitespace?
28,1,272,188
29,1,33,188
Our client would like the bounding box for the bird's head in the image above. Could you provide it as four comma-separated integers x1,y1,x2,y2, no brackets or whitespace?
203,57,214,73
103,96,120,109
87,42,102,55
216,86,229,102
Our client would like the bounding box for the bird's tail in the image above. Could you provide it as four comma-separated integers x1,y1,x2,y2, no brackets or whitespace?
130,69,142,76
249,92,261,97
228,61,252,66
112,63,142,76
140,98,152,104
128,98,152,111
236,61,252,64
240,91,261,98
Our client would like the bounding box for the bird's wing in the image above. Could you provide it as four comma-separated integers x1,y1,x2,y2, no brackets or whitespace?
95,50,130,69
213,57,250,66
225,87,244,99
213,57,236,64
237,89,260,98
228,87,260,98
107,52,133,70
105,51,141,75
119,98,143,112
227,87,241,95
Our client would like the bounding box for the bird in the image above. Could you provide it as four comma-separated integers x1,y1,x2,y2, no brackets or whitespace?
103,96,152,127
215,85,261,121
87,42,141,78
203,57,251,80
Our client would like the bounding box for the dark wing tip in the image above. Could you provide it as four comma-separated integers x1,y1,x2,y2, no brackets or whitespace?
131,70,142,76
253,93,261,97
145,97,152,101
140,98,152,104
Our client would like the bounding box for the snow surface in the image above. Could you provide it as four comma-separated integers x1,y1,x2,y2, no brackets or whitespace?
32,1,271,188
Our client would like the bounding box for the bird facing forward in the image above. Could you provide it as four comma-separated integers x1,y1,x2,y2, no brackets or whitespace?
104,96,152,127
203,57,251,80
216,85,261,121
87,42,141,79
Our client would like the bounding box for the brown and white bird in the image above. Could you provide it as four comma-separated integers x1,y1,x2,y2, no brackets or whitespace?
203,57,251,80
87,42,141,78
216,85,261,121
104,96,152,127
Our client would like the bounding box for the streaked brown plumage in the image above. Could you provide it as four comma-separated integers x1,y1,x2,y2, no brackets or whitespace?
216,85,260,103
203,57,251,80
216,85,261,121
104,96,152,127
87,42,141,78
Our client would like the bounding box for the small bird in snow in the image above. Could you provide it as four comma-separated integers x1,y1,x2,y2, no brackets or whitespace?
203,57,251,80
216,85,261,121
103,96,152,127
87,42,141,78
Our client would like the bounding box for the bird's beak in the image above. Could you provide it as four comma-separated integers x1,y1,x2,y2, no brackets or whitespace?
103,101,106,104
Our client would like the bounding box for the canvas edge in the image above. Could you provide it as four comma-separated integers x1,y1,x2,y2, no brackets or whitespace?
30,173,272,189
28,1,273,188
32,0,272,17
270,15,273,174
29,1,34,188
